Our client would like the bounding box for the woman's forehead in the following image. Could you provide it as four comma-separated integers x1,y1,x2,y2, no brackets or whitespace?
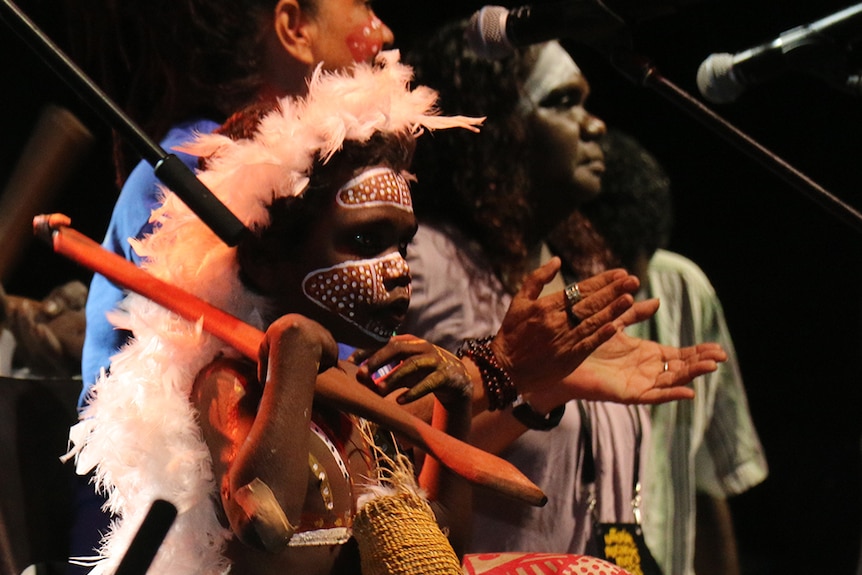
521,42,585,107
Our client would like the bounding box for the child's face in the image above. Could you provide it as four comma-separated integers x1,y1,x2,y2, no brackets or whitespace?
269,165,417,348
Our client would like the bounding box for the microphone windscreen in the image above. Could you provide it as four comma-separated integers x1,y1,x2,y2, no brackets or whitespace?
466,5,514,60
697,53,744,104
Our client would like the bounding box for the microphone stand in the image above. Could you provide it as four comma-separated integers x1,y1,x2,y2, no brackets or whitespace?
0,0,248,247
114,500,177,575
606,47,862,234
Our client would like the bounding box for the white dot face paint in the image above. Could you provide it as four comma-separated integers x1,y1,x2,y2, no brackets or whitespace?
346,16,386,63
336,167,413,213
302,252,410,342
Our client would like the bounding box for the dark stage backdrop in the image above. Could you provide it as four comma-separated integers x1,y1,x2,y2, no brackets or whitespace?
2,1,861,573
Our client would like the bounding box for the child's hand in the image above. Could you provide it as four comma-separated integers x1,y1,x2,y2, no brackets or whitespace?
355,334,472,409
258,314,340,386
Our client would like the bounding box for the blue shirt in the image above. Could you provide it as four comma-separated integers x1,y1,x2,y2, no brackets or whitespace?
80,118,220,406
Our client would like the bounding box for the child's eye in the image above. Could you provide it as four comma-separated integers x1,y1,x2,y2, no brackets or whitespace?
353,232,383,256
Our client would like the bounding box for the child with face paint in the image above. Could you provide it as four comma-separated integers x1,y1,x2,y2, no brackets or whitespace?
67,2,397,562
64,52,492,575
298,167,414,343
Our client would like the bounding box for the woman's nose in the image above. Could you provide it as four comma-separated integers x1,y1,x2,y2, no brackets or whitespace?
582,113,606,140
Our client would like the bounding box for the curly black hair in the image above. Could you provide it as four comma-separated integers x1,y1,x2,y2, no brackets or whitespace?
548,129,673,277
404,20,544,293
585,129,672,271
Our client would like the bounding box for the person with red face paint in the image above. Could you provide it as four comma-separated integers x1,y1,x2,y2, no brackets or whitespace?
59,0,393,568
76,0,395,419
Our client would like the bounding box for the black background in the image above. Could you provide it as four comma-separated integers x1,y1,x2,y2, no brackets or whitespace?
2,1,862,573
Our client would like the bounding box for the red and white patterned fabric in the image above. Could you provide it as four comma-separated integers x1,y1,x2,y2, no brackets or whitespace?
463,553,631,575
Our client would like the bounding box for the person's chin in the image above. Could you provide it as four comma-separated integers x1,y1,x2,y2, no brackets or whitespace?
333,321,392,352
574,171,603,200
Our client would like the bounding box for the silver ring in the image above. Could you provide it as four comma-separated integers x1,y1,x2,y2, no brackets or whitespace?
663,361,669,373
564,282,582,308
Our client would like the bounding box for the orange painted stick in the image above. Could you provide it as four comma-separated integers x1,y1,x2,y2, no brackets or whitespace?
35,214,546,507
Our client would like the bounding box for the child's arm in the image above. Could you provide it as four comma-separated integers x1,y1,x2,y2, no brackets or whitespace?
192,314,339,551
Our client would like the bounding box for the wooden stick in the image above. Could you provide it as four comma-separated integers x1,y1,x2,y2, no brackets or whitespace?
35,214,546,507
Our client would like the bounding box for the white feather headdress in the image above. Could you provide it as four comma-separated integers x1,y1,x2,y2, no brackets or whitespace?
67,51,482,575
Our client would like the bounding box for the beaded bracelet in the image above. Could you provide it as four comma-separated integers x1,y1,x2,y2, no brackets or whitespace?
456,336,518,411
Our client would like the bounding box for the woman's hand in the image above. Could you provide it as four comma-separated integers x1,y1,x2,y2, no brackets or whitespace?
526,327,728,411
490,257,641,395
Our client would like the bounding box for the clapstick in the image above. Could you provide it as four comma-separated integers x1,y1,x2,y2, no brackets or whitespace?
34,214,547,507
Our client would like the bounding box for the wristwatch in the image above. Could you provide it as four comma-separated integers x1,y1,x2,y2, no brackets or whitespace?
511,396,566,430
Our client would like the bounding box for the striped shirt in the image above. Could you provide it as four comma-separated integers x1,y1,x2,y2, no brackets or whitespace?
631,250,768,575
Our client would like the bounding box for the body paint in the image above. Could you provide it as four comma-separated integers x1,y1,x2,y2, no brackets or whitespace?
346,16,386,63
302,252,410,341
336,166,413,212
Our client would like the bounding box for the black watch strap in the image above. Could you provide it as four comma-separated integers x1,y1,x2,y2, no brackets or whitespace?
511,397,566,430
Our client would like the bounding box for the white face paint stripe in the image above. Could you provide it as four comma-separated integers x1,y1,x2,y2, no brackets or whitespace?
336,167,413,213
519,41,582,113
302,252,410,341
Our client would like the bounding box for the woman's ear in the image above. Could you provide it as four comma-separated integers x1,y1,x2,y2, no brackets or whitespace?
273,0,317,66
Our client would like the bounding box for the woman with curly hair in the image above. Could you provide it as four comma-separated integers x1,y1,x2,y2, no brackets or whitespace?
405,26,605,294
401,20,726,573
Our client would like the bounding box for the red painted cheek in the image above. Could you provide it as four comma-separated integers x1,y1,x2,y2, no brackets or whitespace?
345,16,385,62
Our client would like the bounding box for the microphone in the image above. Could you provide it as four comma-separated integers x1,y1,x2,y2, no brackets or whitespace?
466,1,627,60
697,3,862,103
465,0,703,60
